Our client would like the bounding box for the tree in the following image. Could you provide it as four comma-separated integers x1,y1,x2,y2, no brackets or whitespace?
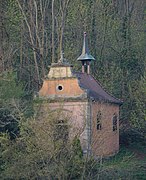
1,108,145,179
0,71,32,139
0,0,146,151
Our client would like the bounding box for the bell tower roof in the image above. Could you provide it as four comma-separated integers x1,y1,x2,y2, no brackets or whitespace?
77,32,95,61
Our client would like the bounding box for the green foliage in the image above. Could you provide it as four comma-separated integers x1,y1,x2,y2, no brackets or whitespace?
0,71,23,101
0,0,146,179
0,114,83,179
0,71,33,139
101,147,146,180
6,0,22,42
1,118,146,180
72,138,83,158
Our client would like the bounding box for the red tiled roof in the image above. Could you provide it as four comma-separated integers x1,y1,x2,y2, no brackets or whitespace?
75,72,122,105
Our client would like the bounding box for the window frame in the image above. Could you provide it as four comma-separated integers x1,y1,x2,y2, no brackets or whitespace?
56,84,64,91
54,119,68,141
96,111,102,130
112,113,118,131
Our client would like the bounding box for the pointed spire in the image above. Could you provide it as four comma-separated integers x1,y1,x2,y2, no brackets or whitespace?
77,32,95,61
82,32,89,55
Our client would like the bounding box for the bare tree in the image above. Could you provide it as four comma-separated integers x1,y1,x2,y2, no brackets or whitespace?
16,0,50,87
59,0,70,59
52,0,55,63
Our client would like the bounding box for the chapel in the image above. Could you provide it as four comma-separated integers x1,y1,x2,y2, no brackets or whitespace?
38,32,122,157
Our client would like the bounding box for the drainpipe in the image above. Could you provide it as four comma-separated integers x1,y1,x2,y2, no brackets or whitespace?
87,98,92,156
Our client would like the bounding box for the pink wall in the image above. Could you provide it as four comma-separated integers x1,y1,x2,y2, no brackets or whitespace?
36,101,89,152
36,100,120,157
91,102,119,156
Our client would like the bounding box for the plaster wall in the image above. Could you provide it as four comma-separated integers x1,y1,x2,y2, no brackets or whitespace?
39,78,85,97
48,66,72,78
91,102,119,156
38,64,120,157
36,101,89,153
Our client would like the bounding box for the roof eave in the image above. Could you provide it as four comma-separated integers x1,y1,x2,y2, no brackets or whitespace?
77,54,95,61
88,96,123,105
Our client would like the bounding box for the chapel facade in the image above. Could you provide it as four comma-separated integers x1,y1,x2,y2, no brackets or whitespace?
38,32,122,157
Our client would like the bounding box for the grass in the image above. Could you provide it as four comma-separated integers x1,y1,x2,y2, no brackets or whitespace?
97,144,146,180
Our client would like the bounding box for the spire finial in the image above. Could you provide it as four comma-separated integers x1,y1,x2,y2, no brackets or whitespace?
77,32,95,61
82,32,89,55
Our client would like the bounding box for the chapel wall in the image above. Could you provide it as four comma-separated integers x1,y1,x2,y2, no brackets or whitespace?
91,102,119,156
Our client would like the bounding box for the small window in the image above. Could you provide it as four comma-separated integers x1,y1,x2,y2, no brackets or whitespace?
113,113,118,131
54,120,68,141
57,85,63,91
97,111,102,130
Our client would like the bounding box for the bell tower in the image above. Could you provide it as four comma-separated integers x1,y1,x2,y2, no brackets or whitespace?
77,32,95,74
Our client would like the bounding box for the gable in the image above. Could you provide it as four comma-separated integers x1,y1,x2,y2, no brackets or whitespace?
39,77,86,98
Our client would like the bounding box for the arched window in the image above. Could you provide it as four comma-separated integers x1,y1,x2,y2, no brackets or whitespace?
97,111,102,130
54,120,68,141
113,113,118,131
